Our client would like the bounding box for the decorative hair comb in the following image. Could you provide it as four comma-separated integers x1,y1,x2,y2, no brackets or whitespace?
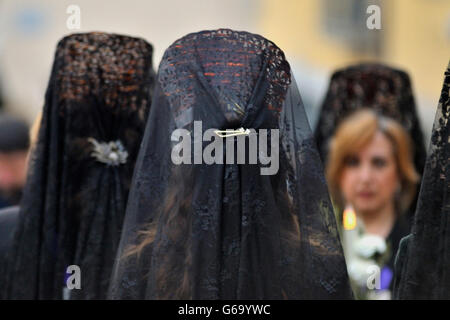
88,137,128,166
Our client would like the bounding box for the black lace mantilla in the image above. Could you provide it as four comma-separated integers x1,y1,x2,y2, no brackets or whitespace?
393,61,450,300
1,32,155,299
109,29,353,300
314,63,427,183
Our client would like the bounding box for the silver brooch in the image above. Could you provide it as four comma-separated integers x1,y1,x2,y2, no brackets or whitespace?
88,137,128,166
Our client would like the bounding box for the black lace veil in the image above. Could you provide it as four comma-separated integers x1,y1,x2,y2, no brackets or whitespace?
109,29,352,300
393,61,450,299
314,63,427,184
2,32,154,299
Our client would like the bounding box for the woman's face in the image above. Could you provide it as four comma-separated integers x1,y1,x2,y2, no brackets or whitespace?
339,131,400,216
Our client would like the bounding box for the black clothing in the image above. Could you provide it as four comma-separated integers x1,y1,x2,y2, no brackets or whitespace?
2,32,154,299
393,61,450,299
109,29,353,300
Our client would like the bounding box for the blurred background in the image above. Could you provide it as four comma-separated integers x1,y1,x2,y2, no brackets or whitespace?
0,0,449,139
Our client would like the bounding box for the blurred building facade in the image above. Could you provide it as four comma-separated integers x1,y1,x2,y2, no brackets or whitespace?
259,0,450,138
0,0,448,142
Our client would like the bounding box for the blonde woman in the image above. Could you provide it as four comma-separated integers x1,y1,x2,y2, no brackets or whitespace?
326,109,419,299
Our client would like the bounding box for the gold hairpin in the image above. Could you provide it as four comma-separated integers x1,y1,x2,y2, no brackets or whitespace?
232,102,245,116
214,127,251,138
